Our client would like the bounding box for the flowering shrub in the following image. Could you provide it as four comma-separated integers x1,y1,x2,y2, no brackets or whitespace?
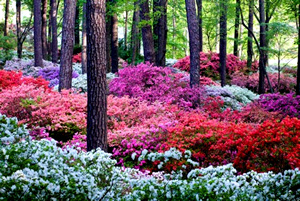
257,93,300,118
235,117,300,173
1,115,300,200
0,70,50,91
231,72,296,93
173,52,257,78
72,52,82,63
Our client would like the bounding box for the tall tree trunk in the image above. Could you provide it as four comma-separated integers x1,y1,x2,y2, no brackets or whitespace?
124,9,128,51
75,3,80,46
106,2,111,72
34,0,44,67
59,0,77,91
233,0,240,56
86,0,108,152
153,0,168,66
16,0,22,58
196,0,203,52
111,13,118,73
42,0,48,59
48,8,52,57
50,0,58,63
258,0,266,94
139,0,155,63
185,0,200,87
297,4,300,95
82,3,87,74
247,0,254,69
220,0,227,87
131,1,140,64
4,0,9,36
172,6,176,59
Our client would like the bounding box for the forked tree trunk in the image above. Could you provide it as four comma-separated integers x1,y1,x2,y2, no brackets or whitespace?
86,0,108,152
185,0,200,87
42,0,48,59
4,0,9,36
50,0,58,63
34,0,44,67
220,0,227,87
153,0,168,66
139,0,155,63
247,0,254,69
81,3,87,74
111,13,118,73
59,0,77,91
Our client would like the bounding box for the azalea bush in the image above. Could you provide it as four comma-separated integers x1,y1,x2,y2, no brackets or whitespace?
231,72,296,93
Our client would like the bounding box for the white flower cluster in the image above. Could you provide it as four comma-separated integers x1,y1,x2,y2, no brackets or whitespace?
1,115,299,200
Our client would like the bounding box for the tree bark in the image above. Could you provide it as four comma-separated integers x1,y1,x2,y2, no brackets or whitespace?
153,0,168,66
220,0,227,87
131,1,140,64
75,3,80,46
111,13,119,73
106,2,111,73
185,0,200,87
139,0,155,63
42,0,48,59
124,10,128,51
50,0,58,63
259,0,266,94
233,0,240,56
247,0,254,69
81,3,87,74
34,0,44,67
196,0,203,52
16,0,22,58
59,0,77,91
297,4,300,95
86,0,108,152
4,0,9,36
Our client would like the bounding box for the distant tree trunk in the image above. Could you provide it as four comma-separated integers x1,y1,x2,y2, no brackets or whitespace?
50,0,58,63
4,0,9,36
233,0,240,56
106,2,111,72
196,0,203,52
219,0,227,87
59,0,77,91
124,10,128,51
139,0,155,63
75,3,80,46
297,4,300,95
185,0,200,87
111,13,118,73
16,0,22,58
86,0,108,152
172,6,176,59
34,0,44,67
258,0,266,94
153,0,168,66
81,3,87,74
48,9,52,57
42,0,48,59
247,0,254,69
131,1,140,64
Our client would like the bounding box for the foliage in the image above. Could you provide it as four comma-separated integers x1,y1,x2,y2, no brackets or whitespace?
0,34,17,64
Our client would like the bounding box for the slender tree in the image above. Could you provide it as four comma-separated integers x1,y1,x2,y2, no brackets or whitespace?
50,0,58,63
247,0,254,69
124,9,128,51
4,0,10,36
81,2,87,73
16,0,22,58
86,0,108,152
196,0,203,52
153,0,168,66
111,13,119,73
34,0,44,67
42,0,48,59
74,3,80,46
131,1,140,64
297,3,300,95
139,0,155,63
259,0,267,94
233,0,240,56
219,0,227,87
59,0,77,91
185,0,200,87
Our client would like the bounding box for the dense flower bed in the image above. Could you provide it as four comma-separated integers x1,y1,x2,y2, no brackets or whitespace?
1,114,300,200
